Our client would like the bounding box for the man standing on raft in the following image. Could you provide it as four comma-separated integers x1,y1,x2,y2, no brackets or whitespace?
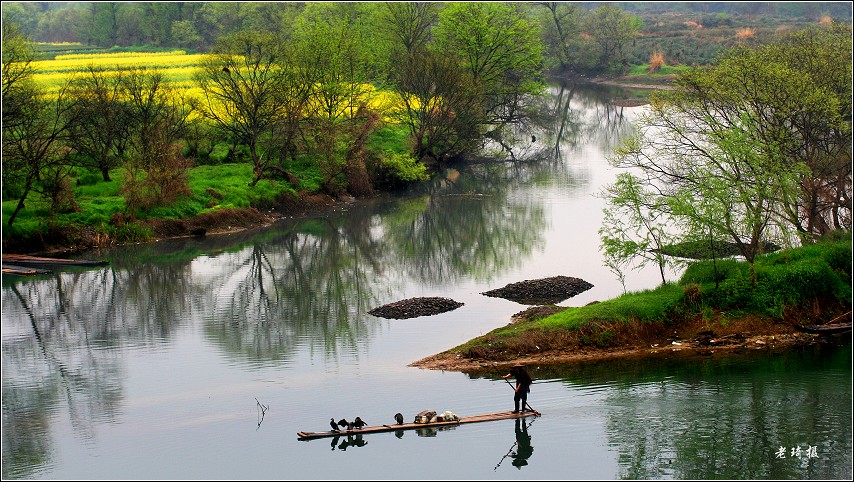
502,363,533,413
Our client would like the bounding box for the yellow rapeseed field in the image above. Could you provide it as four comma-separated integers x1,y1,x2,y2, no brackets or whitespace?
31,49,408,120
32,50,207,93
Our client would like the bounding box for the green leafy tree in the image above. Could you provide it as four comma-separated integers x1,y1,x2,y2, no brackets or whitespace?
608,92,807,284
194,2,249,48
0,3,41,38
368,1,440,85
604,25,851,284
2,22,76,224
767,25,851,238
674,25,852,242
432,2,544,125
2,83,76,225
35,4,88,43
392,49,482,163
291,4,376,195
170,19,202,50
537,2,595,74
195,31,306,187
599,172,677,287
64,66,130,182
88,1,120,47
583,4,642,73
374,2,440,58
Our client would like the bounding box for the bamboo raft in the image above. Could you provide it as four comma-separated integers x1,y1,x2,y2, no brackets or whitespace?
1,254,108,275
794,311,852,335
297,410,538,440
794,322,852,335
2,264,52,275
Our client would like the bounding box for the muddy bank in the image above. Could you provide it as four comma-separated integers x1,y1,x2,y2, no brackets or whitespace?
587,74,676,91
409,304,852,372
144,192,342,239
410,329,842,373
3,191,345,256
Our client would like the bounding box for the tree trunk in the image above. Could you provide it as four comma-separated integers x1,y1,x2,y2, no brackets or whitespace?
7,178,33,226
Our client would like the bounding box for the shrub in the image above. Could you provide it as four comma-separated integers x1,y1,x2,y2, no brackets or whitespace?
648,49,666,73
822,242,852,282
208,142,231,164
122,135,192,215
735,27,756,39
381,152,429,182
679,258,745,285
112,221,152,244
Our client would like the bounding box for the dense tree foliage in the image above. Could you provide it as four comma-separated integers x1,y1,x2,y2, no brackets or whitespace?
7,2,850,77
3,1,851,242
392,49,482,162
195,32,302,186
601,24,851,282
64,66,131,182
583,4,643,72
2,22,75,224
671,24,852,243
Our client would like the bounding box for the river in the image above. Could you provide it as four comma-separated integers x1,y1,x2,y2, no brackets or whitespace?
2,83,851,480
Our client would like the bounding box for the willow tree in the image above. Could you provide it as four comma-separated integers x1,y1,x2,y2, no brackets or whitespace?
673,24,852,243
599,172,677,288
602,26,849,283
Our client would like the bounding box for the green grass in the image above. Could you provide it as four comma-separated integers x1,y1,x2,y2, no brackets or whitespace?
1,161,307,243
626,63,695,77
368,125,411,154
539,283,686,330
457,235,851,349
1,120,406,248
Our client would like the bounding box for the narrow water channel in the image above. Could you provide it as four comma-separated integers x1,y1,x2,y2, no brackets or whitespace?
2,83,850,480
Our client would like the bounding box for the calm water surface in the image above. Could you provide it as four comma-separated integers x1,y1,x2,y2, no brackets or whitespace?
2,84,851,480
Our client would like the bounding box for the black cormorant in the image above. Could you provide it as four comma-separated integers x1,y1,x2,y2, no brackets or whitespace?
330,418,340,432
338,418,354,430
353,417,367,429
394,412,404,425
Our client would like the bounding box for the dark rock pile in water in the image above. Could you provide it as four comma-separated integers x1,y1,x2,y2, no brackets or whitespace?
368,297,464,319
482,276,593,305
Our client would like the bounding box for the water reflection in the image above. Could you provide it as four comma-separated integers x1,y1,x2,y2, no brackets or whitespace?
510,417,535,469
491,343,851,480
331,433,368,451
0,83,681,480
526,82,637,159
600,348,849,480
0,161,553,478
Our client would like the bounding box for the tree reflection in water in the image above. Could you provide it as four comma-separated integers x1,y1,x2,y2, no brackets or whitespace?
1,82,651,479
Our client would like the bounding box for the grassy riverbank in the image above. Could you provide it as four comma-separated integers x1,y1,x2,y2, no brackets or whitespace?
1,123,415,255
411,233,852,371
